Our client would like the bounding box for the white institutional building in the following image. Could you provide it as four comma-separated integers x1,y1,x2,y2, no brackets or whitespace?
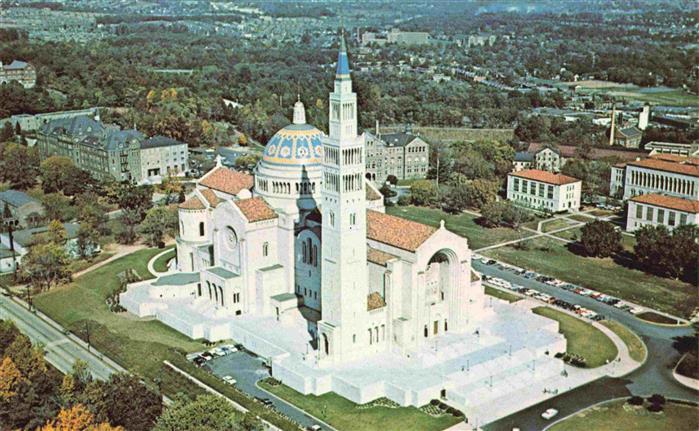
121,38,586,426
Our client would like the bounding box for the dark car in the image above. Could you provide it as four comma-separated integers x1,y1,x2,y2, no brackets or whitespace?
255,396,274,407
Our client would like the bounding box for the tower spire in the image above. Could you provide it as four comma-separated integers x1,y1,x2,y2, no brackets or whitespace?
336,32,350,78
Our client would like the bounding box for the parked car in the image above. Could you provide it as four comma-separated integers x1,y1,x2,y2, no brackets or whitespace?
255,396,274,406
541,408,559,420
222,375,237,385
193,356,207,367
307,426,322,431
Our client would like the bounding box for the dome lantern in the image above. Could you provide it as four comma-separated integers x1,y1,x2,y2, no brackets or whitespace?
293,95,306,125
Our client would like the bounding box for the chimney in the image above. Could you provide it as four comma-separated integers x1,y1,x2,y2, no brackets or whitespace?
638,103,650,130
609,104,616,146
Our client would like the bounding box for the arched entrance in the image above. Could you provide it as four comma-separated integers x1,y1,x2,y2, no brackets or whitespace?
423,249,460,338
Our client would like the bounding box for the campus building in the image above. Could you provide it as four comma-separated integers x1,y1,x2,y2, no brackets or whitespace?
0,60,36,88
507,169,582,212
610,154,699,231
513,145,563,173
36,116,188,184
627,194,699,232
365,127,429,182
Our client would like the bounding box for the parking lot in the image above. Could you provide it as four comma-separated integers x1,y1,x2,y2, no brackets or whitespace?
474,254,648,322
189,346,332,431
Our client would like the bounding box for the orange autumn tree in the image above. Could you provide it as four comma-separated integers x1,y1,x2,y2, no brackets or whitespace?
0,356,26,400
39,404,124,431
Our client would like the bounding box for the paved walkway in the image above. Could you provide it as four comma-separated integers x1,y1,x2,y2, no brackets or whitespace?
147,246,176,277
74,243,146,279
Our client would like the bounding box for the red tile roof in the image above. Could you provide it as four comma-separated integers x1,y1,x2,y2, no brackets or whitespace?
628,158,699,178
199,167,253,195
178,195,205,210
630,194,699,213
367,209,437,252
509,169,580,185
526,143,646,161
234,197,278,223
650,154,699,165
367,246,398,266
200,189,221,207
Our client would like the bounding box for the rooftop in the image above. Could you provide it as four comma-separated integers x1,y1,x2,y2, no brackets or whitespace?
367,246,398,266
178,195,205,210
509,169,580,186
367,209,437,252
10,222,80,247
141,135,185,149
0,190,39,208
630,193,699,213
199,167,253,195
234,197,278,223
627,157,699,178
199,189,221,207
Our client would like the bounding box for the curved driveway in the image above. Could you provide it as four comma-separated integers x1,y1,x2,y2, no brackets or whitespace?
473,260,698,430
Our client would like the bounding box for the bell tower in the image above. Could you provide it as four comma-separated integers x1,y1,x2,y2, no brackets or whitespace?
318,33,368,363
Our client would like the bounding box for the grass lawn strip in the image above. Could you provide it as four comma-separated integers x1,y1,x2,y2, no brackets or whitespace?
636,311,679,325
484,285,521,303
541,218,577,233
33,248,299,430
552,227,582,242
601,320,647,363
387,205,533,250
259,379,461,431
532,306,617,368
483,237,693,318
152,247,176,273
549,399,699,431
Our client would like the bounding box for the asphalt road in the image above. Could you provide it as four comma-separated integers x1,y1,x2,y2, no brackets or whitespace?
473,259,699,430
0,293,120,381
206,351,333,431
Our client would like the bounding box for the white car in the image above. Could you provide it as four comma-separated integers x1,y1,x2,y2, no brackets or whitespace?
541,408,558,420
222,375,237,385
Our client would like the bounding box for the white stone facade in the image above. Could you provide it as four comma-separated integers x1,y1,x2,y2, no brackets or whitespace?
507,170,582,212
627,197,699,232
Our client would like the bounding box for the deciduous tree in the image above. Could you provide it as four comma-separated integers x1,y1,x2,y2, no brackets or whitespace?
580,220,621,258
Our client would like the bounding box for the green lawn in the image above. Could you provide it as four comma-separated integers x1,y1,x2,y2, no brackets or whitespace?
33,248,299,430
601,320,647,362
259,380,462,431
387,205,532,250
484,238,694,318
552,227,582,242
550,399,699,431
567,214,594,223
541,218,577,233
533,307,617,368
152,247,176,273
484,285,521,303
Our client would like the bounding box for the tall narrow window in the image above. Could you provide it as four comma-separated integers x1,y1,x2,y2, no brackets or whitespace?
262,242,269,257
199,222,205,236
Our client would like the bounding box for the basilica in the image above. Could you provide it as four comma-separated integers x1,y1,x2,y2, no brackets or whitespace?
121,38,571,423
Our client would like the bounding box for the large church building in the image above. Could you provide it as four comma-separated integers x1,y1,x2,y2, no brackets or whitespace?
121,37,570,424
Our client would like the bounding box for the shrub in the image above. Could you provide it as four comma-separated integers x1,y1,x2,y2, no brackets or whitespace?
647,394,666,405
627,395,644,406
396,195,411,206
647,402,664,413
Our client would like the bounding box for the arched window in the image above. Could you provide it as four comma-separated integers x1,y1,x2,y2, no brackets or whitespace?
312,245,318,267
213,284,218,303
199,222,205,237
180,221,184,235
323,334,329,355
307,238,312,265
207,281,212,300
219,286,224,306
329,211,335,227
263,242,269,257
302,242,307,263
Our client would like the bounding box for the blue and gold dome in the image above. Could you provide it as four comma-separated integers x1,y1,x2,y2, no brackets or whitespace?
262,100,324,166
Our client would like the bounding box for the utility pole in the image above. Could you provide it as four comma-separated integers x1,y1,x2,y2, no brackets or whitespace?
1,203,19,282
